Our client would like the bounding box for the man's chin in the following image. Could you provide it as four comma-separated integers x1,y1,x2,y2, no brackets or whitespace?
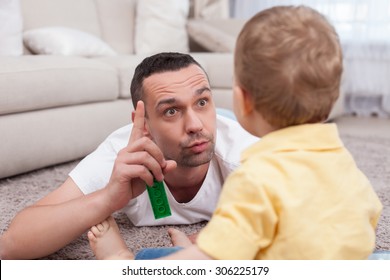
178,151,214,167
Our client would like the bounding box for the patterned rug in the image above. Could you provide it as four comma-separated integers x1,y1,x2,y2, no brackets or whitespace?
0,133,389,259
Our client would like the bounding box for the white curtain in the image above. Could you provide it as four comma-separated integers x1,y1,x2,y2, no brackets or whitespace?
232,0,390,117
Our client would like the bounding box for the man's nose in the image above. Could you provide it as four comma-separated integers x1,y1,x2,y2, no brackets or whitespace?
185,109,203,134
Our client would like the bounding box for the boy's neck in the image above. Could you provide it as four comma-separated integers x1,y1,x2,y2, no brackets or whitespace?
246,110,278,138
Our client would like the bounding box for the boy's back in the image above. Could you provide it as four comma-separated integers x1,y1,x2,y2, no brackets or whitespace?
200,123,381,259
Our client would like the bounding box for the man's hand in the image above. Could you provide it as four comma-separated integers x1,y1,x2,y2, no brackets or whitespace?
106,101,176,212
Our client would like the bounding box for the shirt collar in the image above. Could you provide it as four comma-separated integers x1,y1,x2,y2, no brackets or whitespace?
241,123,343,162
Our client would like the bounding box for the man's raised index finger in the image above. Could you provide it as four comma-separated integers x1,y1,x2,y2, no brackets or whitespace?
129,100,146,144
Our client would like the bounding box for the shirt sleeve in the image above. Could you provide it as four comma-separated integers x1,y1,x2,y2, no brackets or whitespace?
69,139,117,194
69,125,131,194
197,168,278,259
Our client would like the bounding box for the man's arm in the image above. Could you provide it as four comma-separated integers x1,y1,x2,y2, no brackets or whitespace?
0,101,176,259
0,177,115,259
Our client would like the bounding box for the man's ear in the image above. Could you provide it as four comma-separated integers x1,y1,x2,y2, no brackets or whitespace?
234,85,254,116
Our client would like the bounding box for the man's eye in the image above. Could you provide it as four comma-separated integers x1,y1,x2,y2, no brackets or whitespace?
164,108,177,117
198,99,208,107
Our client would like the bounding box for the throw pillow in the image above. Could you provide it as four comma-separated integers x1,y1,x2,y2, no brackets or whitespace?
135,0,189,54
23,27,117,57
0,0,23,56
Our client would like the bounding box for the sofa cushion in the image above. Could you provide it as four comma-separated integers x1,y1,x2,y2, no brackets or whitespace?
192,53,234,89
21,0,101,38
97,55,145,99
95,0,136,54
21,0,137,55
0,56,119,115
0,100,132,179
135,0,190,54
187,19,246,52
23,27,117,57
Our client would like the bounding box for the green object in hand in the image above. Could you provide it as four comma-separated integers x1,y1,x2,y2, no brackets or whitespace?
147,179,172,219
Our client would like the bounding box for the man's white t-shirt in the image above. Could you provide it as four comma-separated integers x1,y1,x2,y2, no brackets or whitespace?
69,115,258,226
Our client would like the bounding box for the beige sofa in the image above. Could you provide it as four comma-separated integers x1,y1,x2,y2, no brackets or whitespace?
0,0,242,179
0,0,347,179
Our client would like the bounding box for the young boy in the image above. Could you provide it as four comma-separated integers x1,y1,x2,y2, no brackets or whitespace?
88,5,382,260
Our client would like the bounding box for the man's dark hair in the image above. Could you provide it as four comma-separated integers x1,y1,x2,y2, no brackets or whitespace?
130,52,207,108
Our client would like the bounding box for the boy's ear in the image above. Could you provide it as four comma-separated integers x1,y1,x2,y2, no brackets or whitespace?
234,85,254,116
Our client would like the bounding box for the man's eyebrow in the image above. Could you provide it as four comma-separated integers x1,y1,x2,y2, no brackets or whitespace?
156,87,212,110
156,97,176,109
196,86,211,95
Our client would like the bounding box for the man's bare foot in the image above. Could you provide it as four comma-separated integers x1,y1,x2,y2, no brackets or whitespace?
168,228,193,248
88,216,134,260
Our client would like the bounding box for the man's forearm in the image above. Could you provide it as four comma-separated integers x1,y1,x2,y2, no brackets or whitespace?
0,188,112,259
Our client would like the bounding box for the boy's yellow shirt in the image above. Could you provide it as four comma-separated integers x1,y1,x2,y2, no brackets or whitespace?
197,123,382,260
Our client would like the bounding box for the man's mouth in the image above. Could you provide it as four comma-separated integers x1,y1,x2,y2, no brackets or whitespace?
187,140,209,153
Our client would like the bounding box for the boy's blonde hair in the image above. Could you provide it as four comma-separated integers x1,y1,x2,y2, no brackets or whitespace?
235,5,343,128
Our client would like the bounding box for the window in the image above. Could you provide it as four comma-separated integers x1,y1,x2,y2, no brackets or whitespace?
232,0,390,43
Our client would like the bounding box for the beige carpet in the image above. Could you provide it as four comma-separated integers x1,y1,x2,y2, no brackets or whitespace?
0,133,389,259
